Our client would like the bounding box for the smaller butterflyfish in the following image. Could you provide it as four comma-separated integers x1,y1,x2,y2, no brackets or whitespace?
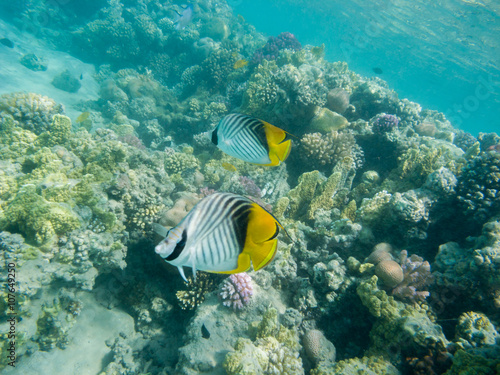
233,59,249,69
155,192,286,281
212,113,292,166
221,162,237,172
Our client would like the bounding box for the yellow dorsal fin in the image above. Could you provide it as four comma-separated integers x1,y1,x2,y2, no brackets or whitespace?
243,203,281,270
262,121,292,166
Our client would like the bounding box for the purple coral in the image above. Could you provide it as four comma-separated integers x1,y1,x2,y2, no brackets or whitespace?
239,176,261,198
252,32,302,64
219,273,253,310
199,187,216,197
372,114,399,133
392,250,433,303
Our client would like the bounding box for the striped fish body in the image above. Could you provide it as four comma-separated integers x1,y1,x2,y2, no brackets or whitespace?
212,113,291,166
155,192,283,281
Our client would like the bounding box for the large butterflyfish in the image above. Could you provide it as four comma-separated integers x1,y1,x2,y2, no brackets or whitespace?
155,192,286,281
211,113,292,166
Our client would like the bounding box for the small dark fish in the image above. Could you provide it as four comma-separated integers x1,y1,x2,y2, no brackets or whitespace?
201,323,210,339
372,67,383,74
0,38,14,48
80,73,83,80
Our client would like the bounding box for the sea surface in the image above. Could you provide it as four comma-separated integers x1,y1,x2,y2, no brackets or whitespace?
0,1,499,375
233,0,500,135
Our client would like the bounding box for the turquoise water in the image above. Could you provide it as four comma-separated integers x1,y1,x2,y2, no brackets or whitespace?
1,1,500,374
233,0,500,135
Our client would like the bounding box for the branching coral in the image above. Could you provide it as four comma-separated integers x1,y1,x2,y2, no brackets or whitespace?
300,130,364,171
391,250,433,303
176,273,216,310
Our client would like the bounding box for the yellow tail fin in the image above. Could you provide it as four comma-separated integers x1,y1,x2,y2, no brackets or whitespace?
262,121,292,166
244,203,281,270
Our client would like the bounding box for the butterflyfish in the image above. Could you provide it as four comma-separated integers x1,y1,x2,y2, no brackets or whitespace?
155,192,286,281
233,59,248,69
211,113,292,166
76,111,90,123
221,162,237,172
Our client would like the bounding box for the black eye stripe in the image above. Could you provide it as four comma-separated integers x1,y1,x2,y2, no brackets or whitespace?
166,230,187,261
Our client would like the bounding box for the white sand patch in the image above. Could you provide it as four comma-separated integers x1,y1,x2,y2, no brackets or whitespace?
0,19,99,122
3,291,135,375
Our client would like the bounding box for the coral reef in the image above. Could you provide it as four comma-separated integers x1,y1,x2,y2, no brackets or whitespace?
0,2,499,373
19,53,48,71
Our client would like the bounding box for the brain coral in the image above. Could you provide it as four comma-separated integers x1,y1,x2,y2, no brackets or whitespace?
0,92,64,134
375,260,404,288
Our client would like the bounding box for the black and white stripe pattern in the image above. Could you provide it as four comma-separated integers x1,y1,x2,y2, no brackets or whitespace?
165,193,252,272
212,113,271,164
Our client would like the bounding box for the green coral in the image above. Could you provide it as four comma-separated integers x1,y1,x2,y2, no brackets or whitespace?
2,185,80,246
455,311,499,347
312,355,399,375
444,349,500,375
241,60,280,119
287,170,325,219
394,143,463,188
224,308,303,374
357,276,448,361
308,158,355,220
0,92,63,134
164,149,199,175
35,299,76,351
